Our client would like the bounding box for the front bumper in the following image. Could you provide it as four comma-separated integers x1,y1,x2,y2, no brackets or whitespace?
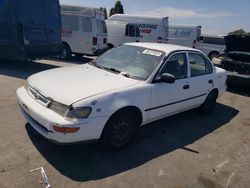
16,87,109,144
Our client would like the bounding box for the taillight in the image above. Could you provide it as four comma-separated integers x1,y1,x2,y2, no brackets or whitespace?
157,37,163,43
93,37,97,45
192,40,197,48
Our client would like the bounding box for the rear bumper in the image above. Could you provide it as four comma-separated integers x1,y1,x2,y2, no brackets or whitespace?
16,87,109,144
227,72,250,87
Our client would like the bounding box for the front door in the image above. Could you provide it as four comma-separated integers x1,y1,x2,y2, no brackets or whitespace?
149,52,192,120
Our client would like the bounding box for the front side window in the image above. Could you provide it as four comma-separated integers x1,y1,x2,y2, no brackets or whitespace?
189,53,212,77
159,53,187,79
91,45,165,80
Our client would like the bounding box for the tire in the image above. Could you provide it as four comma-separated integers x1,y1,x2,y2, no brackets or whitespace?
200,91,218,114
60,43,71,59
208,51,219,60
100,110,138,150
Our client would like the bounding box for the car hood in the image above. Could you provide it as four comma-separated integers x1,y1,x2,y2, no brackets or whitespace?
28,64,140,105
225,35,250,53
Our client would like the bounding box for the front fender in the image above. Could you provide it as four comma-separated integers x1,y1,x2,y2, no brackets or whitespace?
72,84,152,123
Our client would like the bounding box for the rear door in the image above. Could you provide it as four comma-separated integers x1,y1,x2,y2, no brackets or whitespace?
44,0,61,44
17,0,47,45
95,19,108,51
187,52,214,106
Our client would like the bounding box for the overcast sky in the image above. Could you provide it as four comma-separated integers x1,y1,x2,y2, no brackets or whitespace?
60,0,250,35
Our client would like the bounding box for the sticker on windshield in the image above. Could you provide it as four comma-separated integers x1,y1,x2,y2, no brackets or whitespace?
143,49,162,57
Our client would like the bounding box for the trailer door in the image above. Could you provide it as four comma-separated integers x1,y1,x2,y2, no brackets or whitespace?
44,0,61,44
18,0,47,45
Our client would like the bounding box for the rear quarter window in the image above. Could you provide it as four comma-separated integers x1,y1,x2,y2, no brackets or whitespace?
82,17,92,32
61,15,79,31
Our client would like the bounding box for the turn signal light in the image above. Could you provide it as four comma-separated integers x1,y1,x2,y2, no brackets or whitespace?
53,125,80,133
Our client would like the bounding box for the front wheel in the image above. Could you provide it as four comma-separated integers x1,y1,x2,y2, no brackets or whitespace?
100,110,138,150
200,91,218,114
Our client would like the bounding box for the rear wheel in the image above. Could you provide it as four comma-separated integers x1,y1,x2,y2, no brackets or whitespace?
100,110,138,150
60,43,71,59
200,90,218,114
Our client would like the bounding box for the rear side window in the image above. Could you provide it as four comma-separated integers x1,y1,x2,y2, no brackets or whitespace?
202,36,225,45
126,25,138,37
82,17,92,32
61,15,79,31
96,20,107,33
189,53,212,77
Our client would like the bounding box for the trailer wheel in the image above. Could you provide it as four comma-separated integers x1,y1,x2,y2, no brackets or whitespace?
60,43,71,59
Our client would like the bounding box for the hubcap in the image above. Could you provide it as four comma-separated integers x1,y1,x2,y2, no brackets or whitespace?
112,117,133,145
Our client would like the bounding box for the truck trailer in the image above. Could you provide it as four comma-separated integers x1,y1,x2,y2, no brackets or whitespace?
0,0,62,60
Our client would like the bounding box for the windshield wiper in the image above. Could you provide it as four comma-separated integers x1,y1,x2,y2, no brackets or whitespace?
88,61,104,70
102,67,121,73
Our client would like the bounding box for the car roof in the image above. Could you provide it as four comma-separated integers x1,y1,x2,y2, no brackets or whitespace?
125,42,201,55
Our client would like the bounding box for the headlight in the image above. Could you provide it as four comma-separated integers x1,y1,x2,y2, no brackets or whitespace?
49,101,69,117
65,107,92,120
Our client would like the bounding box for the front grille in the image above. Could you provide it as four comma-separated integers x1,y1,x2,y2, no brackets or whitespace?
28,86,51,106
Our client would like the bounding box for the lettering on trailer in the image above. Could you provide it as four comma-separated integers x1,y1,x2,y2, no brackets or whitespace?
136,23,158,34
173,29,192,37
62,29,72,37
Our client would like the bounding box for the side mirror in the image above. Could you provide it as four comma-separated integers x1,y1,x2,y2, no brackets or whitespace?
155,73,176,84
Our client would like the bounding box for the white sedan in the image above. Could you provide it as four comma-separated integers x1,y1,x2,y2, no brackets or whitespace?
17,43,227,150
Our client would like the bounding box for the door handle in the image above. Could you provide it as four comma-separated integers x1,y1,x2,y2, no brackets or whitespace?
208,79,213,84
183,85,190,90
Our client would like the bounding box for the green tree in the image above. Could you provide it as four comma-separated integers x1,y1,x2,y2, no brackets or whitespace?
114,1,124,14
100,7,108,20
109,1,124,17
109,7,115,17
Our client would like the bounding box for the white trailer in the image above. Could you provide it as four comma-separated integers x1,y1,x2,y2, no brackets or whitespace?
108,14,169,43
60,5,108,58
105,21,140,48
168,25,202,48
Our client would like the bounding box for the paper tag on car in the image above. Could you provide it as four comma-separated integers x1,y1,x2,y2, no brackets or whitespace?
143,49,162,57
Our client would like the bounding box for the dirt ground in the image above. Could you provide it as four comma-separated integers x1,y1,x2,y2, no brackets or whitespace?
0,58,250,188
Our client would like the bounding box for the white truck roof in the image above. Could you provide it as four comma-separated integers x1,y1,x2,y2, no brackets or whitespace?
169,24,201,29
61,5,104,19
109,14,168,22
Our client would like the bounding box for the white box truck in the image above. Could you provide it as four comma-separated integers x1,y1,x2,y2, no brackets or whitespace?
105,20,140,48
60,5,108,58
168,25,202,48
108,14,169,43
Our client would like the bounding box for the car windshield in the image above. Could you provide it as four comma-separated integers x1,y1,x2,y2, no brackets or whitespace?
91,45,165,80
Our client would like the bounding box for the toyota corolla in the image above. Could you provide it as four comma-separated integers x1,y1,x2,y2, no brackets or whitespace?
17,43,227,150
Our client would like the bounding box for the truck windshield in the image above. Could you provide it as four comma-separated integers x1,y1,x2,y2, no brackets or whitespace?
92,45,165,80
